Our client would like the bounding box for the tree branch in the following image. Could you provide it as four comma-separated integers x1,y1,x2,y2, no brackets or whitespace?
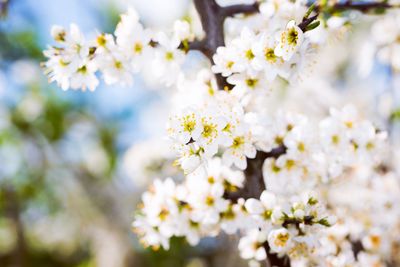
224,146,289,266
186,39,207,52
220,2,259,18
225,146,286,201
190,0,261,90
264,242,291,267
192,0,225,58
330,1,393,13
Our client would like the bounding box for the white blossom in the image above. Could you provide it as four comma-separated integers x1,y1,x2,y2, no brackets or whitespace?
275,20,304,61
238,229,268,261
268,228,293,254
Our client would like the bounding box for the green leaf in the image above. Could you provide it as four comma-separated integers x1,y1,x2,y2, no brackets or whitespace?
305,21,321,32
304,3,316,19
318,218,331,227
307,197,318,206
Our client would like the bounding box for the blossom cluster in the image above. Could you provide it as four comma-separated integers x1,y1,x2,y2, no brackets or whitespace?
43,0,325,93
211,0,316,98
168,88,385,180
240,191,335,259
261,105,386,195
43,9,190,91
212,20,304,97
135,92,386,265
306,167,400,267
134,172,335,264
41,0,400,266
167,90,256,173
133,158,247,250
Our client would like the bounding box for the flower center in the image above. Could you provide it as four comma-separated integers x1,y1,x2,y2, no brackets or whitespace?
331,135,340,145
59,59,70,67
245,49,255,60
165,51,174,61
285,159,295,170
263,209,272,220
232,136,245,149
158,208,169,221
205,196,215,206
97,34,107,46
134,42,143,54
182,115,196,133
115,60,123,69
287,28,299,46
226,61,234,69
202,123,217,139
77,65,87,74
265,48,277,63
246,78,258,88
274,232,290,247
370,235,381,248
297,142,305,152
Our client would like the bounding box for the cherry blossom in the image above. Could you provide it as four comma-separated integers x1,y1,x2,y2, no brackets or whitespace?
41,1,400,266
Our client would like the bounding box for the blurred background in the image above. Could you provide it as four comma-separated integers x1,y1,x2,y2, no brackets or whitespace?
0,0,400,267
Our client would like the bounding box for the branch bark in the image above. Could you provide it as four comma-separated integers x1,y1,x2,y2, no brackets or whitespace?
330,1,393,13
225,146,286,201
191,0,260,90
220,3,259,18
224,146,289,267
264,242,291,267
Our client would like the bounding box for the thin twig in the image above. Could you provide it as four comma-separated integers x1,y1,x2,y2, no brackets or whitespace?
220,2,259,18
331,1,392,12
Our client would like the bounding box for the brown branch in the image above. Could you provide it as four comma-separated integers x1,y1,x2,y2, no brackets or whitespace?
225,146,286,201
220,2,260,18
186,39,207,52
224,146,289,267
189,0,261,90
351,239,364,259
192,0,225,58
263,242,291,267
330,1,392,13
